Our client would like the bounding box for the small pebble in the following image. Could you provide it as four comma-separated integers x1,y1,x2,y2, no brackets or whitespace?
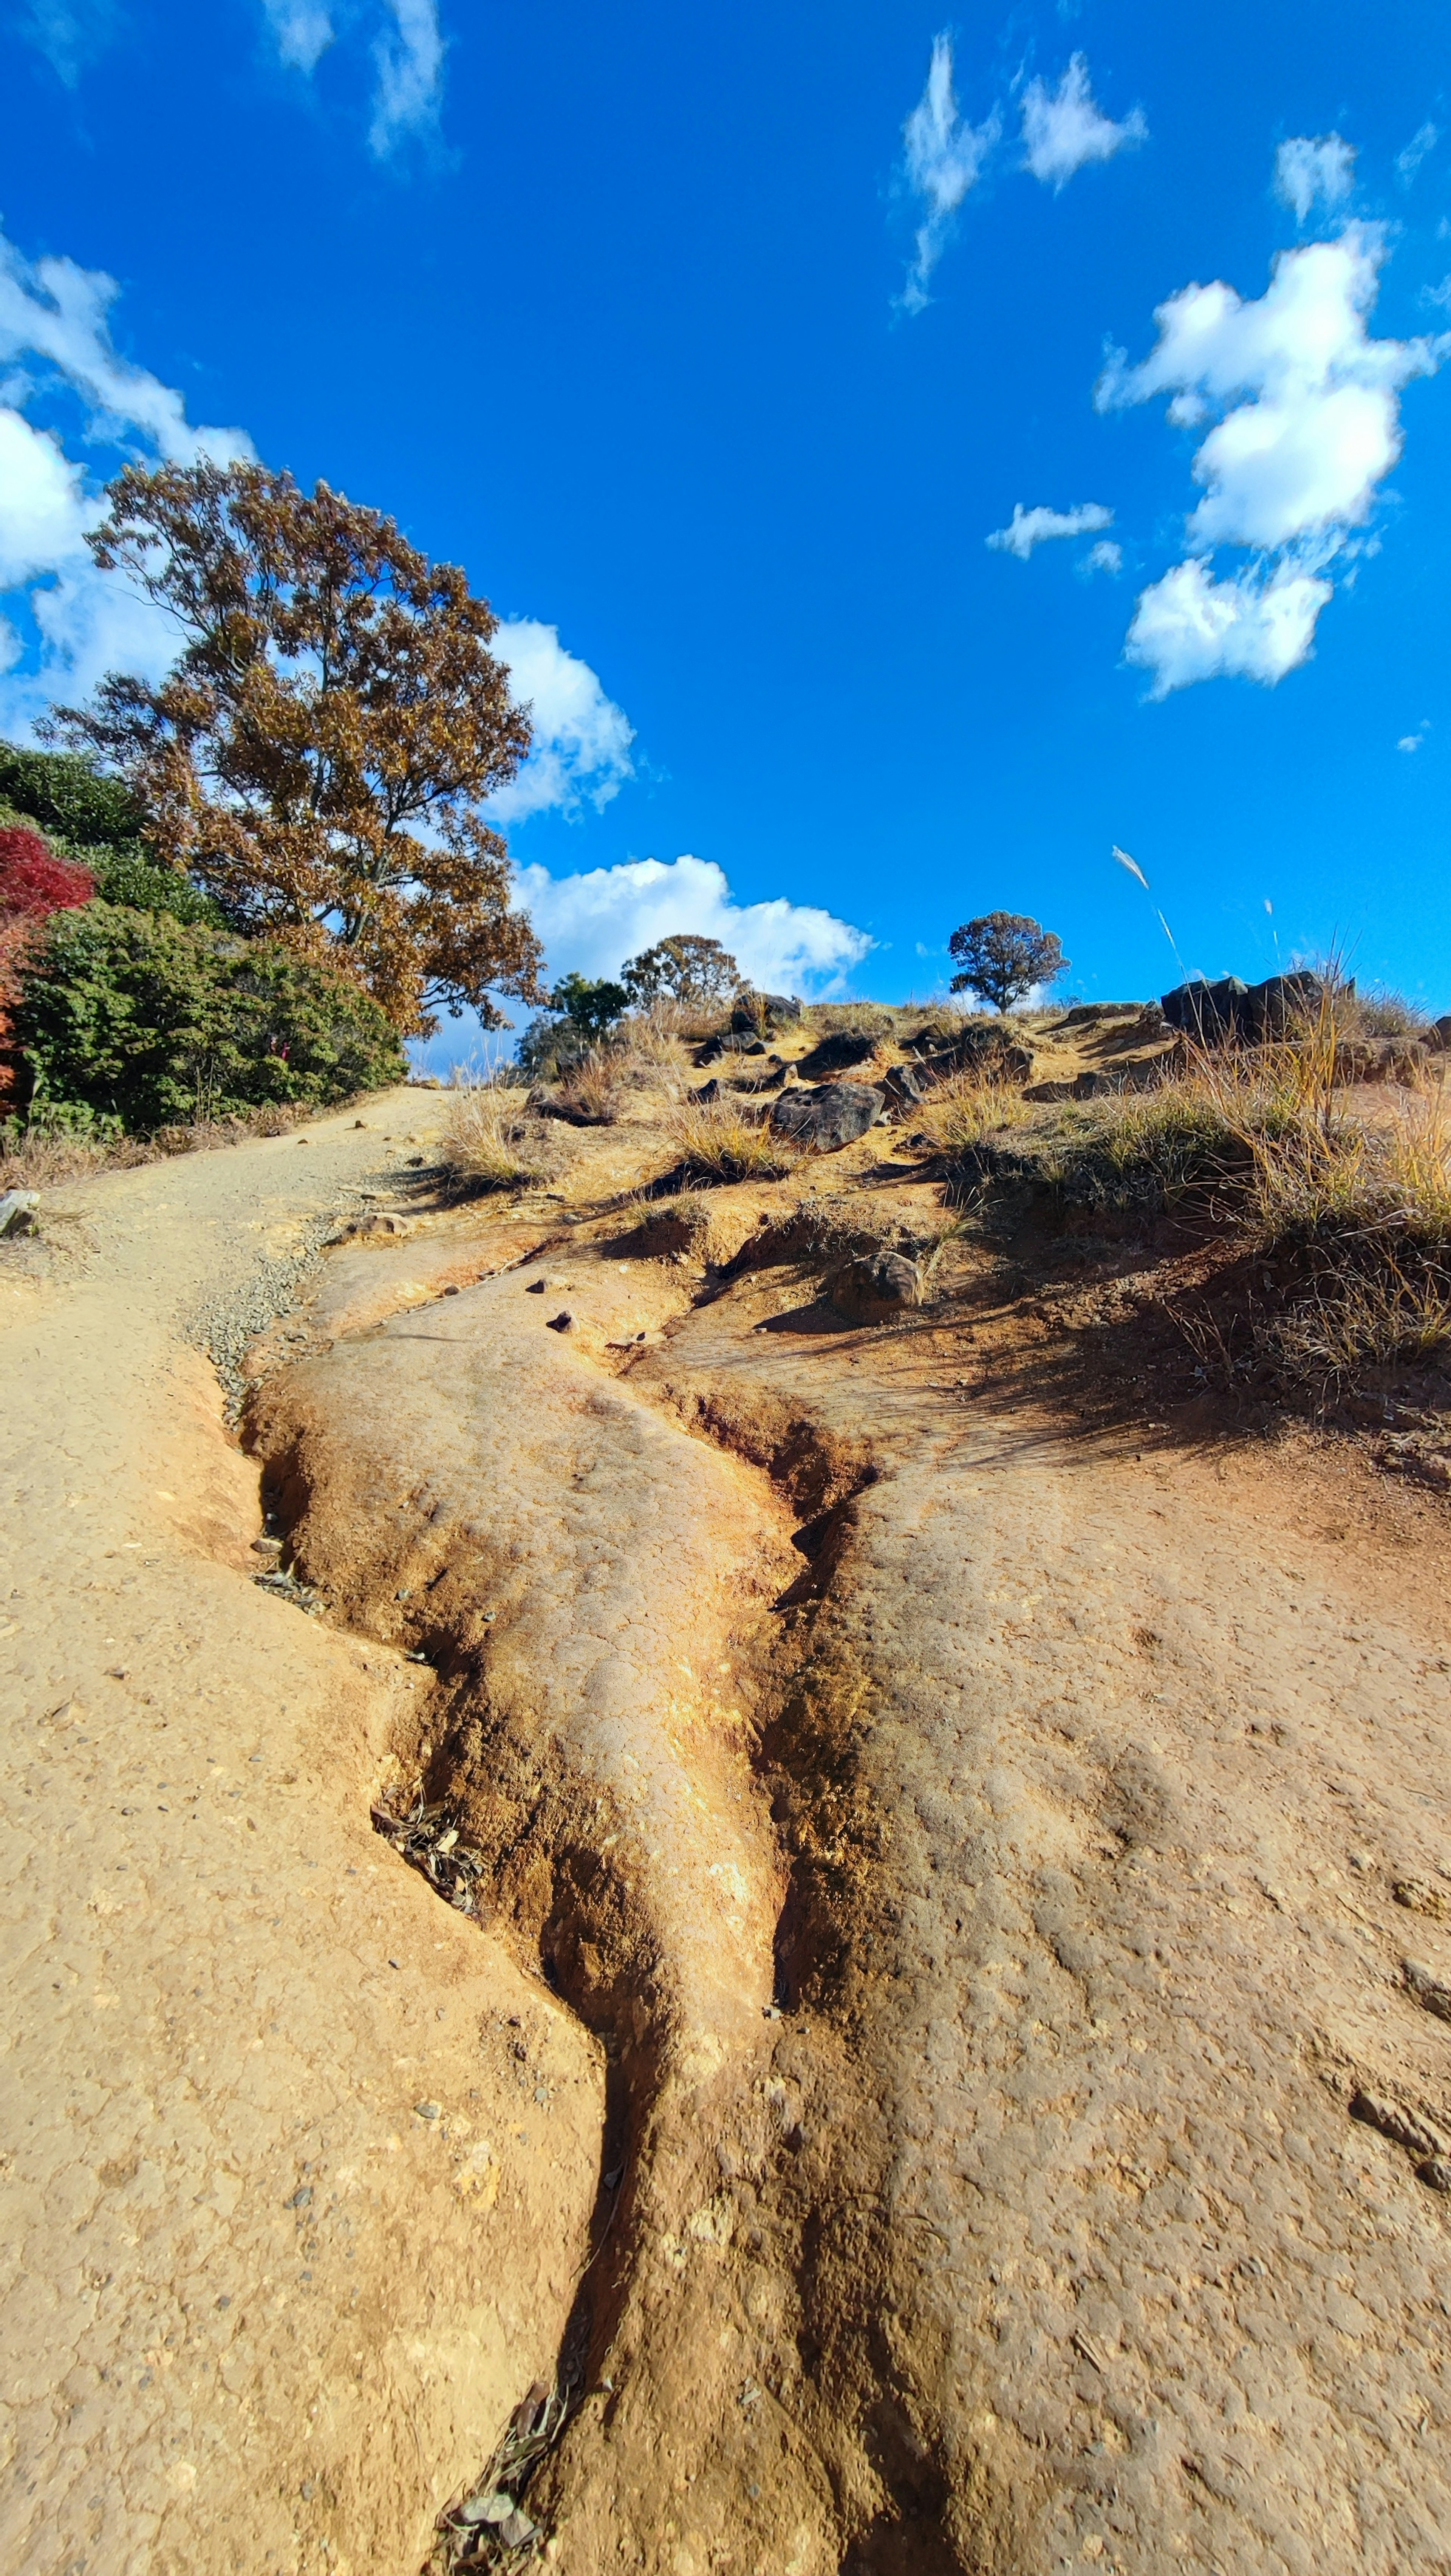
443,1284,460,1296
414,2100,441,2121
546,1311,574,1333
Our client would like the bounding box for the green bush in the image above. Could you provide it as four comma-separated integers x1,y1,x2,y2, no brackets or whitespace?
80,843,226,925
0,738,224,925
0,740,143,849
15,903,406,1132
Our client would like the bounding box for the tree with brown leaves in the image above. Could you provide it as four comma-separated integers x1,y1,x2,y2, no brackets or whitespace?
50,462,546,1034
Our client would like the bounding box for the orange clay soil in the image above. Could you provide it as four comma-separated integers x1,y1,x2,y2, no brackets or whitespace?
5,1051,1451,2576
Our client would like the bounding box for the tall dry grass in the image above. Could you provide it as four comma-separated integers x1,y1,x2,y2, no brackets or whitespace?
441,1084,562,1190
667,1097,798,1180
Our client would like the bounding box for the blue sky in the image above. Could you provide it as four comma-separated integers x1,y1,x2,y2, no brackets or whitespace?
1,0,1449,1043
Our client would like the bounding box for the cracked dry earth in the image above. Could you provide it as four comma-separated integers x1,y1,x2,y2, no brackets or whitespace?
6,1088,1451,2576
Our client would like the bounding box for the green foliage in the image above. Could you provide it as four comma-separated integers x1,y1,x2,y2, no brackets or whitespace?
948,913,1069,1014
0,734,224,923
550,971,628,1039
517,1012,587,1079
15,903,405,1132
621,933,741,1006
0,739,143,850
81,842,227,925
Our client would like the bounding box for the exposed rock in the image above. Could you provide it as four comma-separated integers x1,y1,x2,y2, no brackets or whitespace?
1430,1014,1451,1051
927,1025,1035,1082
1161,970,1332,1045
828,1250,922,1319
1161,975,1251,1042
0,1189,39,1239
770,1082,885,1150
794,1029,880,1079
880,1062,925,1108
694,1078,721,1104
730,991,801,1034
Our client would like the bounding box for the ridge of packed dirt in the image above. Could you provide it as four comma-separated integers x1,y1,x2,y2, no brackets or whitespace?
6,1033,1451,2576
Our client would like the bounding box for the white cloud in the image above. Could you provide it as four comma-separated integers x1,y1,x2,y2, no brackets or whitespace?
1398,721,1430,751
1123,558,1333,696
1274,133,1356,223
0,410,88,589
0,228,253,468
263,0,334,72
0,217,254,738
1398,122,1439,186
1020,54,1146,191
370,0,445,155
509,852,872,994
1099,226,1443,553
486,619,636,822
898,34,1001,315
1081,538,1123,576
987,499,1113,557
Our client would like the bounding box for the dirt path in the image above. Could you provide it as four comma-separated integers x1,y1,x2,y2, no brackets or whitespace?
0,1094,605,2576
7,1094,1451,2574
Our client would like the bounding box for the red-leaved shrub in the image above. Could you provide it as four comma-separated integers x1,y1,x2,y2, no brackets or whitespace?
0,828,96,1111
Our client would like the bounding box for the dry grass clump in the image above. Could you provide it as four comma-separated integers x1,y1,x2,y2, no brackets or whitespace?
441,1085,560,1190
668,1098,798,1180
1338,983,1431,1041
552,1047,625,1125
798,1001,894,1040
1238,1090,1451,1380
1,1118,150,1182
0,1096,320,1183
910,1073,1036,1157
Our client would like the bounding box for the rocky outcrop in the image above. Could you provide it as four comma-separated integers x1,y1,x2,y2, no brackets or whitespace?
771,1081,885,1150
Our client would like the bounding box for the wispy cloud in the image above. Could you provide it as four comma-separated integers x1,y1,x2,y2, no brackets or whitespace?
1102,210,1447,693
0,222,255,736
1020,54,1146,190
1273,133,1356,223
1398,122,1439,186
894,42,1144,311
987,500,1113,558
0,229,253,469
897,34,1000,314
262,0,333,74
15,0,120,86
370,0,445,156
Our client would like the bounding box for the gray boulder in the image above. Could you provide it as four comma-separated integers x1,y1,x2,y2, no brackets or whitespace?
771,1082,885,1150
829,1251,922,1321
1428,1015,1451,1051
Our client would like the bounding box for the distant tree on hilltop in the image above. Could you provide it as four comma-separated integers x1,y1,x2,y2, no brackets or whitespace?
48,461,546,1036
948,913,1068,1014
622,933,741,1006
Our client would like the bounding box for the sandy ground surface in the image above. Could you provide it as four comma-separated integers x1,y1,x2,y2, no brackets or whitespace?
7,1062,1451,2575
0,1092,603,2576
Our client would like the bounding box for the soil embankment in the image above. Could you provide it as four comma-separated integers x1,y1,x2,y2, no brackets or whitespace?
6,1067,1451,2574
